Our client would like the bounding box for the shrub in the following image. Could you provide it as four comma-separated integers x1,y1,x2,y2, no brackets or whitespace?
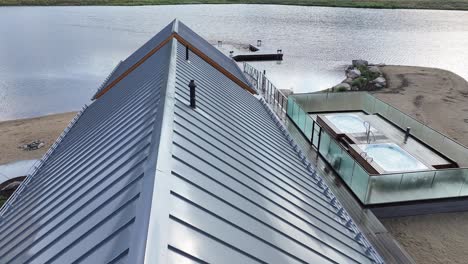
335,86,349,92
358,65,380,81
352,77,367,88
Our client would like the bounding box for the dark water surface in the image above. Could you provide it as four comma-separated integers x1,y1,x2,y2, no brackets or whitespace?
1,5,467,120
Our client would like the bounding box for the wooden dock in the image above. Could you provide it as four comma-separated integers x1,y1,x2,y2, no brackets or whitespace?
232,53,283,62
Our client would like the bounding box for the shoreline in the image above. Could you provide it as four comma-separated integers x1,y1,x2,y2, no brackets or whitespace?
0,112,77,166
1,1,468,11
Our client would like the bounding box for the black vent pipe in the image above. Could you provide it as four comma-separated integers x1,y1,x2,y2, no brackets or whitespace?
189,80,196,109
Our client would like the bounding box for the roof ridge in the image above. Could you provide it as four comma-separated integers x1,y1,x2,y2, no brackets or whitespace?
126,38,178,264
171,18,179,33
93,20,254,100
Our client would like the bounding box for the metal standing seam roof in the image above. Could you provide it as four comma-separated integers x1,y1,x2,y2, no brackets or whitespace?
0,20,383,264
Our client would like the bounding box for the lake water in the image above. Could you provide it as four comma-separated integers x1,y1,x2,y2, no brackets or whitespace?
0,5,467,120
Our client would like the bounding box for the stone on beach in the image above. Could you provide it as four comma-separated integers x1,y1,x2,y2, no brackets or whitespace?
19,140,45,151
372,76,387,86
368,66,382,75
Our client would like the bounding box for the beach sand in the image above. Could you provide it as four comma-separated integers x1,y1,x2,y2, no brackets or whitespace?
373,66,468,264
0,112,77,165
373,65,468,146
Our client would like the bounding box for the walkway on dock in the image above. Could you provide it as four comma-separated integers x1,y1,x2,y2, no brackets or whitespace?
285,119,415,264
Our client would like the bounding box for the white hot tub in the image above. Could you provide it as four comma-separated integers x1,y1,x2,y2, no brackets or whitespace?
358,143,428,172
325,113,375,134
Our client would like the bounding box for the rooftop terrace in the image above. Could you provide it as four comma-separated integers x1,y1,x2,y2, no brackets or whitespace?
288,92,468,205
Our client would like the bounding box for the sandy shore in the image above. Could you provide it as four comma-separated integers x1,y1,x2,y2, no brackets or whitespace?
0,112,77,165
369,66,468,264
383,212,468,264
373,65,468,146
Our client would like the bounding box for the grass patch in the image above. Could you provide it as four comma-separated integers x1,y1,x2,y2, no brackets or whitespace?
0,0,468,10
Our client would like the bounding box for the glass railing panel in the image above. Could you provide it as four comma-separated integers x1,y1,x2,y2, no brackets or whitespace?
319,129,331,157
456,169,468,196
431,169,466,199
338,150,356,185
292,101,300,125
442,138,468,166
296,104,306,132
373,99,389,115
287,97,294,117
295,93,327,112
385,106,404,126
405,116,425,139
304,115,313,140
312,125,320,148
366,173,403,204
362,93,376,113
327,139,342,171
420,127,445,151
399,171,436,201
350,163,370,203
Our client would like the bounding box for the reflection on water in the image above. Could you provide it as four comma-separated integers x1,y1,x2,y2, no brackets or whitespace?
1,5,468,120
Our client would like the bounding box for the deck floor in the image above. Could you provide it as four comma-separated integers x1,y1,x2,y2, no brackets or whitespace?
285,118,415,263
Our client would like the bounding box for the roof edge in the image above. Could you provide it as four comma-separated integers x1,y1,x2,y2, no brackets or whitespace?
0,104,89,221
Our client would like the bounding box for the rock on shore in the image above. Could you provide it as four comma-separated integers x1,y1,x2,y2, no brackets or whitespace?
330,59,387,92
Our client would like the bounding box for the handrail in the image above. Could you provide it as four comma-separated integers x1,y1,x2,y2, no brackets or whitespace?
0,104,88,220
243,62,288,120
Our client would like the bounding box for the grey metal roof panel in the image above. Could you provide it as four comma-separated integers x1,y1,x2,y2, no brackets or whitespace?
0,40,173,264
177,21,250,87
163,41,380,264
